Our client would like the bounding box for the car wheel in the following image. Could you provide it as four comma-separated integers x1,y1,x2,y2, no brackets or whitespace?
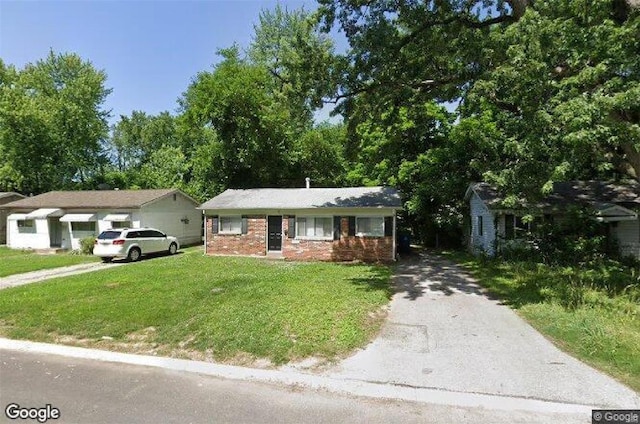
127,247,141,262
168,242,178,255
101,257,113,263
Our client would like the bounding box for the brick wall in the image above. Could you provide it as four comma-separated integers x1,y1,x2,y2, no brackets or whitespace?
282,216,394,262
206,214,394,262
205,215,266,256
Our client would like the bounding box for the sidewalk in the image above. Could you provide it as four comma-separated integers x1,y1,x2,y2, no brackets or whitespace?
0,262,121,290
0,338,591,419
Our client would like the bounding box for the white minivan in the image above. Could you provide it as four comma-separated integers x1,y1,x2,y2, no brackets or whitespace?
93,227,179,262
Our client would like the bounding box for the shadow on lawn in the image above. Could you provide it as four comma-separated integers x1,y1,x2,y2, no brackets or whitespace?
345,264,395,299
436,250,548,308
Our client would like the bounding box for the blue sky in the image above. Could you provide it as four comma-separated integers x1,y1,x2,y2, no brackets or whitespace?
0,0,343,125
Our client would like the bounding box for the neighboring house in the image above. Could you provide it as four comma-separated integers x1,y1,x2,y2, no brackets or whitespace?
465,181,640,257
4,189,202,250
198,186,402,262
0,192,26,245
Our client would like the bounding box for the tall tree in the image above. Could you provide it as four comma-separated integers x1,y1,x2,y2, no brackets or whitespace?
319,0,640,242
180,47,299,189
0,52,111,193
249,4,338,125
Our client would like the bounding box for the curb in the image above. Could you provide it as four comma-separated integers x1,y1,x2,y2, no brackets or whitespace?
0,338,594,415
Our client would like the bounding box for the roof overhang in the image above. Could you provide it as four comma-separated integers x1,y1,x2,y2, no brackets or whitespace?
200,207,399,216
595,204,637,222
59,213,97,222
25,208,62,219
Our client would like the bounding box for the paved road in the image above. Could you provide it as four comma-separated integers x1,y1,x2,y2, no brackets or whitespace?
320,253,640,408
0,350,586,424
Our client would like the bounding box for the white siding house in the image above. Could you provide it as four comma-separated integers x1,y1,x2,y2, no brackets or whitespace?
468,190,497,255
0,192,26,245
466,181,640,259
4,189,202,251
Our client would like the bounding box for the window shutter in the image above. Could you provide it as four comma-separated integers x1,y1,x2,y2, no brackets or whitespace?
333,216,341,240
348,216,356,236
241,216,248,234
288,217,295,238
211,216,219,234
384,216,393,237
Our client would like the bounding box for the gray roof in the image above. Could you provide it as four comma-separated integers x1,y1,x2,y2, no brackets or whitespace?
469,181,640,210
199,186,402,210
3,189,194,210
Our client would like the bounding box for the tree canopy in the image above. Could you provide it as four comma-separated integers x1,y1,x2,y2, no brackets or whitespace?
2,1,638,245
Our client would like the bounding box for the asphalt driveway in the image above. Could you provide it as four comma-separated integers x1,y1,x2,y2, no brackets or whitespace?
322,253,640,408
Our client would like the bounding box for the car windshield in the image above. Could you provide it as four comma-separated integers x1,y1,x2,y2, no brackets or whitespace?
98,230,122,240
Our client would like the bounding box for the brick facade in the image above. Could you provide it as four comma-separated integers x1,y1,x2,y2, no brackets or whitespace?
205,215,266,256
205,215,394,262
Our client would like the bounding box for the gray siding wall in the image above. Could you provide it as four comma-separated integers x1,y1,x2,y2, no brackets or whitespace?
613,218,640,259
469,191,497,255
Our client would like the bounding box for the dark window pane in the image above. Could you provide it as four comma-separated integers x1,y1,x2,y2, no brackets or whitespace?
99,231,121,240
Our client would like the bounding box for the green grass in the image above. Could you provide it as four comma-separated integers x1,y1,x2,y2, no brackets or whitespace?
0,246,32,257
0,248,98,277
441,250,640,392
0,252,392,365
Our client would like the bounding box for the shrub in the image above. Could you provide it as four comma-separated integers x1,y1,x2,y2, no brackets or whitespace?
79,236,96,255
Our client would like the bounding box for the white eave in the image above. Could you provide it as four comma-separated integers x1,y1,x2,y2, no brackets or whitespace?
103,213,131,222
59,213,97,222
25,208,62,219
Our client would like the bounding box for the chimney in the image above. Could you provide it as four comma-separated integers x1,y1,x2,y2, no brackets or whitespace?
305,177,311,189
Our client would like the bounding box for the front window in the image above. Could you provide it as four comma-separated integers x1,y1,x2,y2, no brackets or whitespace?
505,214,531,240
17,219,34,229
219,216,242,234
296,217,333,239
356,217,384,237
71,222,96,232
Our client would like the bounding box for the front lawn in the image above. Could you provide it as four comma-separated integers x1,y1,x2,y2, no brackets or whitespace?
0,248,98,278
0,253,392,365
442,251,640,392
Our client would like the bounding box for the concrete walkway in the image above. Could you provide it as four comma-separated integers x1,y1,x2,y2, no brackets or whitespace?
320,253,640,408
0,262,122,289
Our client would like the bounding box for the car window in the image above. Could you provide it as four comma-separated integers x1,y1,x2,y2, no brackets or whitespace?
126,231,140,239
98,231,121,240
149,230,165,237
137,230,154,238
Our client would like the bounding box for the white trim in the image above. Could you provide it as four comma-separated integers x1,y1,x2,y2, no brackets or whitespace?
355,216,385,238
103,213,131,222
218,215,242,235
202,207,397,217
7,213,28,220
59,213,96,223
25,208,62,219
295,216,333,239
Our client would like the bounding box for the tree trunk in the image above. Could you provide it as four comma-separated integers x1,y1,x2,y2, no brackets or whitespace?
620,143,640,181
